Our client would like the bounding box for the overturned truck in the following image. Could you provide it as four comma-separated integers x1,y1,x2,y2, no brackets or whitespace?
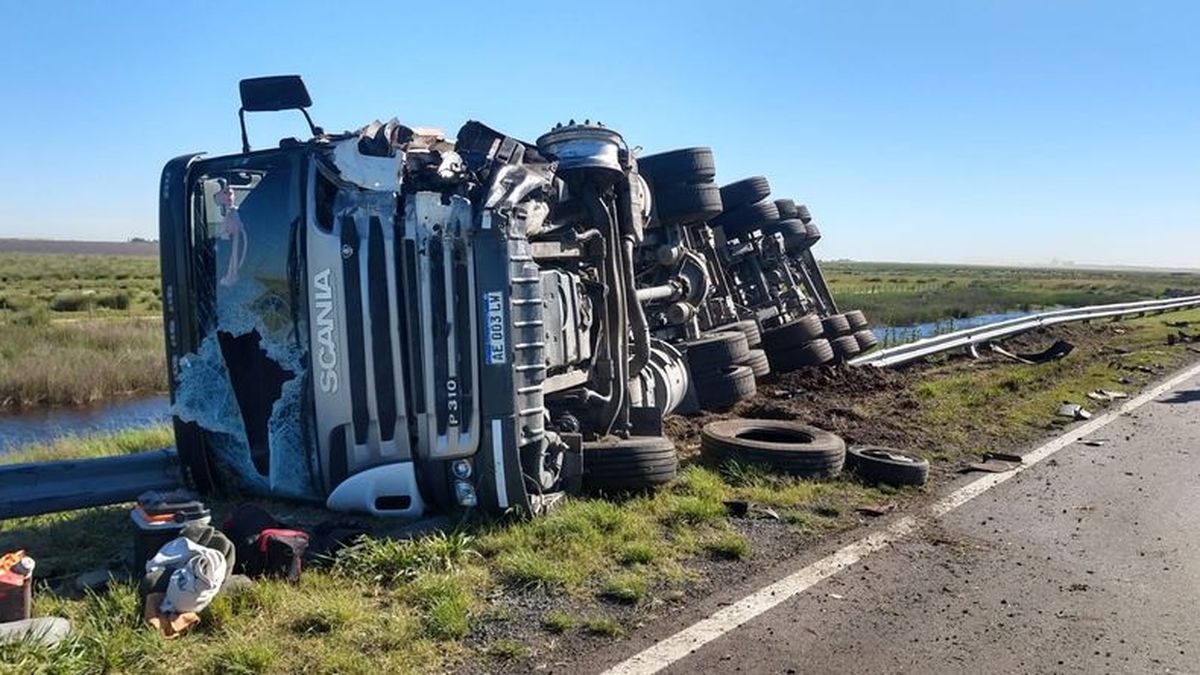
159,76,868,519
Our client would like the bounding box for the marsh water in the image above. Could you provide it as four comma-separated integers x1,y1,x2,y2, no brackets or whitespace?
0,395,170,455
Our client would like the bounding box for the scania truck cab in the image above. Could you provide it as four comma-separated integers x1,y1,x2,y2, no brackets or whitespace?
159,76,686,518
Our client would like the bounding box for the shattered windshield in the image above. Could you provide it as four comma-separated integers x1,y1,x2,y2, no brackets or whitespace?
172,153,319,500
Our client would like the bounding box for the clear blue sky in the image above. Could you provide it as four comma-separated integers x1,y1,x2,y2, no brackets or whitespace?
1,1,1196,267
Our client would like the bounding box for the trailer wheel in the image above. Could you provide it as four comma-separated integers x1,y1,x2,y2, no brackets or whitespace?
685,331,750,376
736,348,772,379
713,199,780,240
653,181,724,225
831,335,861,361
715,319,762,348
694,364,757,410
844,310,870,331
637,147,716,184
773,199,798,219
762,314,824,351
583,436,678,492
847,446,929,486
718,176,772,211
853,329,878,352
701,419,845,478
822,314,853,338
767,338,835,372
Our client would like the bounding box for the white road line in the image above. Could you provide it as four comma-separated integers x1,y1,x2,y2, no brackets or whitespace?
602,361,1200,675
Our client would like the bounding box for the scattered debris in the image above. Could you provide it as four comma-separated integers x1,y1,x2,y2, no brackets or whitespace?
1015,339,1075,363
962,459,1020,474
984,451,1023,463
0,617,71,647
828,593,845,600
1079,439,1108,447
1087,389,1128,402
856,504,895,517
1056,402,1093,420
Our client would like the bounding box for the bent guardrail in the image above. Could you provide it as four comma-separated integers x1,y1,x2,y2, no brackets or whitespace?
0,448,181,519
850,295,1200,369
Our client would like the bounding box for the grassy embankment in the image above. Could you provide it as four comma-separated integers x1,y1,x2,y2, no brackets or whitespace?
0,252,166,408
823,261,1200,327
3,308,1198,673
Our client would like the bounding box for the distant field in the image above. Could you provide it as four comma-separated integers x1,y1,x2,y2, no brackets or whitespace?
823,262,1200,326
0,250,165,408
0,237,158,256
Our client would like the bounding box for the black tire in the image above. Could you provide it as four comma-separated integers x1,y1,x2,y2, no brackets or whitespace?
846,446,929,486
767,338,835,372
853,329,878,352
713,199,780,240
701,419,845,478
685,331,750,376
805,222,822,245
694,364,757,411
795,204,812,223
831,335,861,360
637,147,716,184
774,199,798,219
822,314,852,338
844,310,869,331
715,319,761,348
583,436,678,491
718,177,771,211
762,218,817,252
653,181,723,224
736,348,771,379
762,314,824,352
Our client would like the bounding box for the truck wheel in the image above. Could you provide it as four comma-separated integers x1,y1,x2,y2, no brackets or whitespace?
736,348,771,379
713,199,780,240
637,147,716,184
853,329,878,352
773,199,798,219
685,331,750,376
695,364,757,410
831,335,861,360
844,310,869,331
701,419,845,478
822,314,852,338
718,177,772,210
846,446,929,486
767,338,835,372
762,314,824,351
715,319,762,348
583,436,678,492
653,181,723,225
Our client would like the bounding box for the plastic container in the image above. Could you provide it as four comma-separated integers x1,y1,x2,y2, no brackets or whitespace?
0,571,31,623
131,490,211,574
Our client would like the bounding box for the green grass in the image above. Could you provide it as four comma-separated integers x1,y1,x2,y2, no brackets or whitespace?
541,610,576,633
0,424,173,465
823,261,1200,327
0,317,166,408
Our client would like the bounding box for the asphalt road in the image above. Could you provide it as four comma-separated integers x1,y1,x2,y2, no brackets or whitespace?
605,370,1200,674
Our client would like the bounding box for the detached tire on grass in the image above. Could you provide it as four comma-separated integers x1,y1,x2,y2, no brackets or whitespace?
583,436,679,492
846,446,929,486
701,419,845,478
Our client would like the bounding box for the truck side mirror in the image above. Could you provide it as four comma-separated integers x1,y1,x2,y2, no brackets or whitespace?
238,75,320,153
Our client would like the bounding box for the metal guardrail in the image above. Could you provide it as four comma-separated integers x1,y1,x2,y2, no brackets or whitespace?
0,448,181,519
849,295,1200,368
